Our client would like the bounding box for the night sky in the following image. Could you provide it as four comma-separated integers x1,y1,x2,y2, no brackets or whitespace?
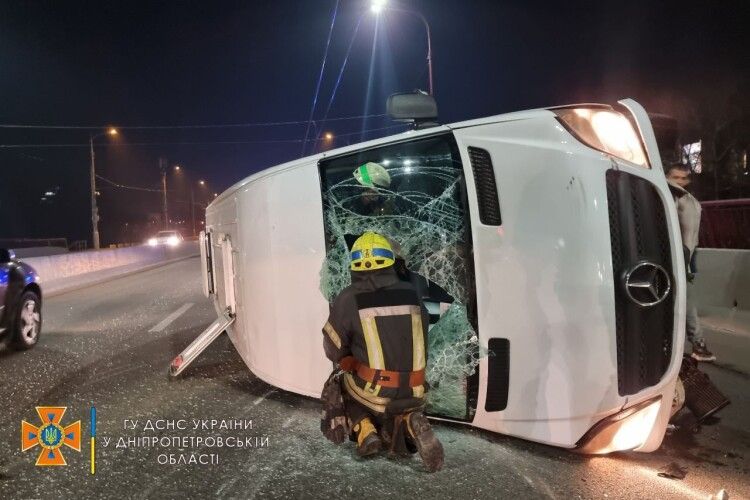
0,0,747,245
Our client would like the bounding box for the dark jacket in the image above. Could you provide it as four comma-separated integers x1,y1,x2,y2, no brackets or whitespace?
322,266,430,406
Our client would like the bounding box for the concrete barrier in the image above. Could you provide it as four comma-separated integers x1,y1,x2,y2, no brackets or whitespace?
693,248,750,336
25,241,199,297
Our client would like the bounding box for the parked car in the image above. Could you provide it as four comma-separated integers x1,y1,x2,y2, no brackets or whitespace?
0,248,42,350
147,230,183,247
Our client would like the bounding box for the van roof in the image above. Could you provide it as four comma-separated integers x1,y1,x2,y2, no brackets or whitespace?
209,106,556,207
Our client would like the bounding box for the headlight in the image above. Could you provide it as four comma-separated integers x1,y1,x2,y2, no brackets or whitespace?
148,238,158,246
575,397,662,454
554,107,648,167
167,236,179,246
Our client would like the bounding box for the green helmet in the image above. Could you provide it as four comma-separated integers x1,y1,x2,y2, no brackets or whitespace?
353,162,391,188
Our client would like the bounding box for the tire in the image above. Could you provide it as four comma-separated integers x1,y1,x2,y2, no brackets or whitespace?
13,291,41,350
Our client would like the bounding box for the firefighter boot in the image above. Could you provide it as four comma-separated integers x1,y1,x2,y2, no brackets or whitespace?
354,418,382,457
406,411,444,472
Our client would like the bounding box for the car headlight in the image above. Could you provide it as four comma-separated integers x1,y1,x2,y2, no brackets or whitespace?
575,397,662,454
167,236,179,246
554,107,649,167
148,238,158,246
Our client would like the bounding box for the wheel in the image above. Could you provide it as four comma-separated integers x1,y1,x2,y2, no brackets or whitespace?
14,291,41,350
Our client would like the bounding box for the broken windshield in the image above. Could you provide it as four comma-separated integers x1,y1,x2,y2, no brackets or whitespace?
318,134,485,419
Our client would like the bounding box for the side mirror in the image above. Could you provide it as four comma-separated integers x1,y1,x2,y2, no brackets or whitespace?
387,90,439,129
0,248,15,263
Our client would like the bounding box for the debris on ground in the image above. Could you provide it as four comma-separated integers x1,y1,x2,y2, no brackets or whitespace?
709,489,729,500
679,355,731,422
656,461,687,480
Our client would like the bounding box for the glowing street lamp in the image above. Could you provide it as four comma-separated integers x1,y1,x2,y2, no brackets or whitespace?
370,0,386,13
318,131,336,152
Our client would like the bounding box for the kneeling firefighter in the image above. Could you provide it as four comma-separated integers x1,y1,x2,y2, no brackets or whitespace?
320,231,444,472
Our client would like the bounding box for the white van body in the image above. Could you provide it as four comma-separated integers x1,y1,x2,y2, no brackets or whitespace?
201,98,685,453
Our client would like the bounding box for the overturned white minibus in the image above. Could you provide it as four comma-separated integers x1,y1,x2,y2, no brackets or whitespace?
180,95,685,454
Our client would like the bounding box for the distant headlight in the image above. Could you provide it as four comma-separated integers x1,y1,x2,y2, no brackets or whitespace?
167,236,180,247
554,107,649,167
148,238,158,246
575,397,662,454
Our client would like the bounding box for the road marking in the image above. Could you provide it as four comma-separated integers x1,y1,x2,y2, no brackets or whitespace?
149,303,194,332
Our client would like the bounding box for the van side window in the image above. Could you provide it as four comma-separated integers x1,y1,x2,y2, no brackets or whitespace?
318,134,471,302
318,133,479,420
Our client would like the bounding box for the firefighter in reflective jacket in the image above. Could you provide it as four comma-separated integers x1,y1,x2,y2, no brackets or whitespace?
321,231,444,472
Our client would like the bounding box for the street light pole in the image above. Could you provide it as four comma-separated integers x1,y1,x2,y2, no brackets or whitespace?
373,2,434,95
395,8,433,96
190,185,196,237
423,12,434,96
160,157,169,230
88,128,117,249
89,134,100,249
173,165,208,237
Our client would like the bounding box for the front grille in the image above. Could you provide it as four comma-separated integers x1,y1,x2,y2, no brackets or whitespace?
606,170,675,396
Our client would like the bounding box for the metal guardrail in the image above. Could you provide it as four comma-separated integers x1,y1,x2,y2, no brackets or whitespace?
69,240,88,251
0,237,69,249
699,198,750,249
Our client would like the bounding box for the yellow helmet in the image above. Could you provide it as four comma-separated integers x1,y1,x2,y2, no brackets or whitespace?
353,162,391,188
350,232,395,271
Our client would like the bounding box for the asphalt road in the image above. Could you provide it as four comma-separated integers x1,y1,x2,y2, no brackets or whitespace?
0,257,747,499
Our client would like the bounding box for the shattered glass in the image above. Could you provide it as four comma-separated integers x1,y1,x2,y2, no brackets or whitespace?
318,136,486,418
424,303,485,418
318,163,471,303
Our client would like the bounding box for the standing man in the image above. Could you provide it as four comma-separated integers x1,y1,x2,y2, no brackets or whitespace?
666,164,716,362
321,231,444,472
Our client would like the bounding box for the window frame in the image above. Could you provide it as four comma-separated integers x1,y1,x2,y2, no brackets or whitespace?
316,131,481,420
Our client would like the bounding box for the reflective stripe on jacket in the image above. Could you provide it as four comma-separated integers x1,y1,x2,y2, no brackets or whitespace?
322,266,429,406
